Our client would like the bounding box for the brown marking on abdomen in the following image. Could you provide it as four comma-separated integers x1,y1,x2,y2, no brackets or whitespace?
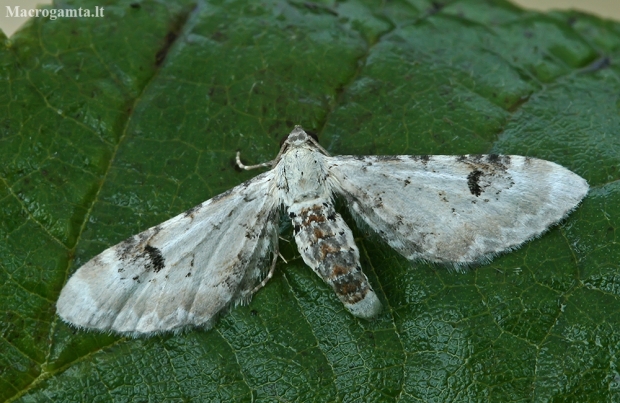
314,227,328,239
333,275,368,304
299,205,327,225
331,264,349,277
320,243,340,259
305,214,326,224
288,201,375,309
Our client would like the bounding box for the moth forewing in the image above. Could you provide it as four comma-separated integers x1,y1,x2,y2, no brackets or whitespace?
328,154,588,266
57,170,280,335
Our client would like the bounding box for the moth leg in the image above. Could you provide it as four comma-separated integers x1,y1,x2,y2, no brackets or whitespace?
236,151,274,170
251,246,280,294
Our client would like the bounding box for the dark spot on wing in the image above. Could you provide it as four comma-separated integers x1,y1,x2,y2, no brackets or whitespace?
243,194,257,202
375,155,401,162
487,154,500,164
184,203,202,218
486,154,510,169
91,254,103,266
186,272,191,277
467,169,483,197
374,196,383,209
152,225,163,237
222,259,247,292
470,154,485,163
117,236,138,261
144,244,165,273
211,188,233,203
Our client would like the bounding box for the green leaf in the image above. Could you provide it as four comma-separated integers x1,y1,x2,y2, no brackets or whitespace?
1,0,619,401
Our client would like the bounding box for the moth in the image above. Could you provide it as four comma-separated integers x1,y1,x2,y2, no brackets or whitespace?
57,126,589,335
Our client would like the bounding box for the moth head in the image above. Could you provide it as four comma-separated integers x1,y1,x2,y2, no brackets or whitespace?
285,125,310,146
277,126,325,159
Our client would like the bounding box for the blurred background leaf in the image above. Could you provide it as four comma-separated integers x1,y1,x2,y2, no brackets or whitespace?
1,0,619,401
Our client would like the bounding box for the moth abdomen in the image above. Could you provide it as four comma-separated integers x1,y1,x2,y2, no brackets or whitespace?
289,202,382,319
